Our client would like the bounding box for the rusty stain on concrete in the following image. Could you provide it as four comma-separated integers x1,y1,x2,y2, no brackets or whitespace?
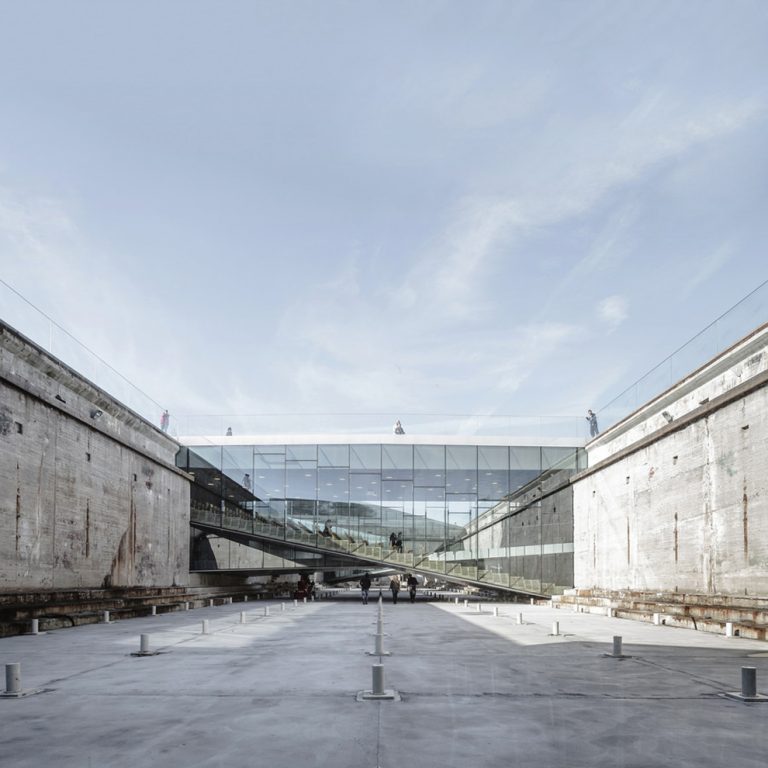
743,478,749,560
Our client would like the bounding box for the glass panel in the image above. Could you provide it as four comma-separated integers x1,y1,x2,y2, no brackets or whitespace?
510,446,541,471
188,446,222,469
446,445,476,470
542,447,578,470
318,444,350,467
252,453,285,501
286,445,317,462
414,445,445,487
382,444,412,480
350,444,380,470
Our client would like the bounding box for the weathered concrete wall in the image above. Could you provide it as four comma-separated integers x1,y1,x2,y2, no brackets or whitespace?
574,323,768,596
0,322,190,591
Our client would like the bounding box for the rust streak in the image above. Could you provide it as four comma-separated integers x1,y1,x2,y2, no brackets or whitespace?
743,478,749,560
674,511,679,564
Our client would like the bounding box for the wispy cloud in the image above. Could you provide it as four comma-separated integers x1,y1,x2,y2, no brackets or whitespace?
597,295,629,330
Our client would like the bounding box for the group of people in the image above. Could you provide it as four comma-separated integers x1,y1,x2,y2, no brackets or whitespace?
358,572,418,605
388,531,403,552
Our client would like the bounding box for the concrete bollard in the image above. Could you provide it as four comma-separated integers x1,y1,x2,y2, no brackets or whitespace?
140,635,151,654
281,603,286,612
517,612,523,625
30,619,40,635
530,598,535,606
303,597,307,604
294,599,298,608
202,620,210,635
454,597,459,605
742,667,757,699
209,599,215,608
103,610,111,624
5,663,21,695
552,621,560,636
464,599,468,608
494,607,499,617
228,597,233,605
244,596,248,602
264,606,270,617
151,606,157,616
476,603,482,613
726,622,734,637
240,612,246,624
613,636,623,657
184,602,190,611
372,664,385,696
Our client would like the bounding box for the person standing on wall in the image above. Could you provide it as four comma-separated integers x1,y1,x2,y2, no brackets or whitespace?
586,409,599,438
160,410,170,432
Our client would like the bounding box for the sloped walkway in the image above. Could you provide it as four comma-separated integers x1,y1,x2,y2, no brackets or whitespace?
1,594,767,767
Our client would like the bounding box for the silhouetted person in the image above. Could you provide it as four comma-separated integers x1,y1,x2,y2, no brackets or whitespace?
359,573,372,605
389,531,397,550
407,574,418,603
160,410,169,432
393,419,405,435
226,426,233,436
242,473,251,490
395,532,403,553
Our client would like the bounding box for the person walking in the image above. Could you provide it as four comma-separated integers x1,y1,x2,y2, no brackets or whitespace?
406,573,418,603
389,574,401,604
359,572,372,605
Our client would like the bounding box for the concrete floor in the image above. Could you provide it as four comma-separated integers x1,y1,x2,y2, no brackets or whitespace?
1,593,768,768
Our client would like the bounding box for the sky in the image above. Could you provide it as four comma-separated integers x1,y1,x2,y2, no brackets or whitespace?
0,1,767,436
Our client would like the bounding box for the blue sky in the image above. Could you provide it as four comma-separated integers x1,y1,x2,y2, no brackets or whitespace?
1,1,766,433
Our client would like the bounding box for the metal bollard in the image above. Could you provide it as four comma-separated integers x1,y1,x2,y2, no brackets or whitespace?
103,610,111,623
454,597,459,605
464,599,469,608
742,667,757,699
30,619,39,635
493,607,499,617
613,636,623,657
726,622,734,637
240,612,246,624
303,597,307,604
244,596,248,602
476,603,482,613
202,620,210,635
184,602,190,611
530,598,535,606
5,663,21,695
653,613,661,626
151,606,157,616
209,599,214,607
228,597,233,605
140,635,150,654
264,606,270,617
281,603,286,612
552,621,560,636
517,612,523,625
294,599,298,608
372,664,385,696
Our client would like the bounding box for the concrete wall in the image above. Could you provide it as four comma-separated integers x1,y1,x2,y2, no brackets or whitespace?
574,323,768,596
0,322,190,592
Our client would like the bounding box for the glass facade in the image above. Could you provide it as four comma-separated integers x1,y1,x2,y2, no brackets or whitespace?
178,439,585,595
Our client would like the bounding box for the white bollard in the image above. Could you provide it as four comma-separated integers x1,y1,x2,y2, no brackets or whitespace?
476,603,482,613
517,612,523,625
530,598,535,606
372,664,385,696
202,620,210,635
264,606,270,617
653,613,661,626
140,634,151,654
240,612,246,624
209,599,215,608
228,597,233,604
5,663,21,695
493,607,499,617
184,602,190,611
151,606,157,616
726,622,734,637
30,619,39,635
244,596,248,602
374,633,385,655
303,597,307,604
294,599,298,608
464,599,468,608
281,603,286,612
103,610,111,623
552,621,560,636
454,597,459,605
612,636,623,657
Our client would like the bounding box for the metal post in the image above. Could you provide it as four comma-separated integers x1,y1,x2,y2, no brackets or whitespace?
742,667,757,698
281,603,286,612
476,603,482,613
184,602,190,611
30,619,39,635
103,610,110,623
493,607,499,617
726,622,734,637
552,621,560,636
5,663,21,695
613,636,623,657
140,635,150,654
517,612,523,625
209,599,214,607
264,606,270,617
374,633,385,656
294,599,298,607
530,598,535,606
240,612,246,624
244,596,248,602
202,620,210,635
151,606,157,616
653,613,661,625
372,664,384,696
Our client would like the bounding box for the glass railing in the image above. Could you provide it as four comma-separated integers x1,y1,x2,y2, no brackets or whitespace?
597,278,768,432
1,278,169,432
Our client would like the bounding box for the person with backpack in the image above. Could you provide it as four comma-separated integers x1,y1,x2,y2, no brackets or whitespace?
359,572,372,605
